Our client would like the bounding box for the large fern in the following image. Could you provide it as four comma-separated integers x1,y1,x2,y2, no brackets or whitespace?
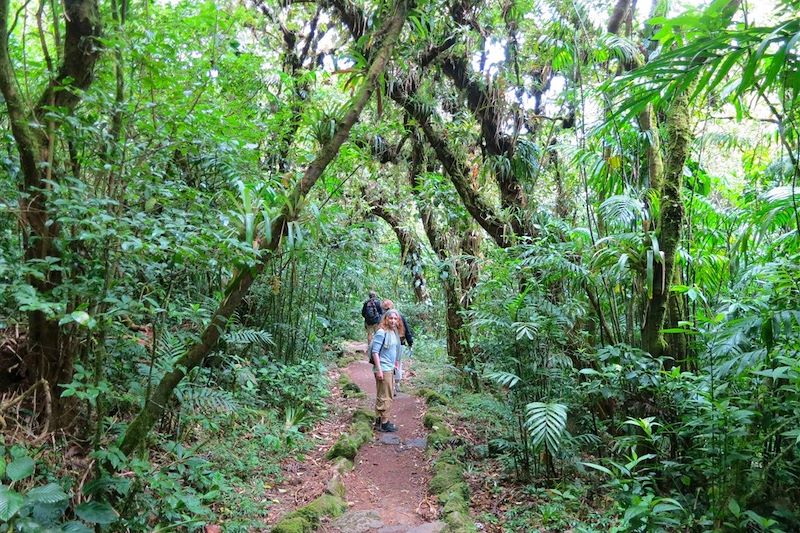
176,385,239,414
223,328,274,348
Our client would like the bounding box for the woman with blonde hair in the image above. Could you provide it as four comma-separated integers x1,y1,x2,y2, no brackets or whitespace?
381,299,414,393
370,309,405,432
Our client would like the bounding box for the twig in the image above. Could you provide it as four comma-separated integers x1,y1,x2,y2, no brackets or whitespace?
35,380,52,441
0,379,50,430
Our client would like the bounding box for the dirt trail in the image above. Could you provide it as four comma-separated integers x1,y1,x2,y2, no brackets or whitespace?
320,342,443,533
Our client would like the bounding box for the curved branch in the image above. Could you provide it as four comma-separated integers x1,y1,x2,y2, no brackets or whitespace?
367,196,430,303
394,90,512,248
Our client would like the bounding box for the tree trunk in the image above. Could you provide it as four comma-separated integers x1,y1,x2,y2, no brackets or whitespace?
443,276,469,368
118,0,412,456
407,135,473,368
641,91,691,357
0,0,102,424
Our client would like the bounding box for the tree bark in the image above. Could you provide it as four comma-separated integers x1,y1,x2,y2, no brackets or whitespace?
393,88,512,248
407,135,472,368
641,91,691,357
118,0,412,456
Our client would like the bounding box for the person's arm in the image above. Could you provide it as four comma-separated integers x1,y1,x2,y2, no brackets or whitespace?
402,315,413,346
371,329,385,380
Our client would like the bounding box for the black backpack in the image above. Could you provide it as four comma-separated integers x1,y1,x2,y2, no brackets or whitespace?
364,299,381,325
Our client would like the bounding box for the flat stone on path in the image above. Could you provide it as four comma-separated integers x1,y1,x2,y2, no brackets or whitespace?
378,434,402,445
378,521,446,533
330,510,384,532
332,510,445,533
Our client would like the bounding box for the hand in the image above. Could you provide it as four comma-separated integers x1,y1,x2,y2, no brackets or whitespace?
377,371,384,381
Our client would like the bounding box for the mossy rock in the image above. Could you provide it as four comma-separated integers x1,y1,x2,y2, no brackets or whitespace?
438,448,466,464
423,411,444,430
428,428,452,450
443,510,476,532
332,457,354,474
416,388,449,406
271,516,312,533
343,389,366,399
353,408,376,426
440,483,469,511
326,435,360,461
352,420,373,444
338,375,364,397
284,494,346,526
430,462,464,494
326,473,346,498
326,410,374,460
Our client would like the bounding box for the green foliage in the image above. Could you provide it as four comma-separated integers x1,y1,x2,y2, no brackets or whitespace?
256,359,330,416
0,444,98,531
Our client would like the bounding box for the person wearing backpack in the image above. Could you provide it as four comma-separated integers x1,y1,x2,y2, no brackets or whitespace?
371,309,405,432
361,290,384,346
380,299,413,393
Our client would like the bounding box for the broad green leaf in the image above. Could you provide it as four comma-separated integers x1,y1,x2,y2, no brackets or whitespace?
61,522,94,533
0,485,24,521
6,456,35,481
75,501,118,524
27,483,68,504
581,462,613,476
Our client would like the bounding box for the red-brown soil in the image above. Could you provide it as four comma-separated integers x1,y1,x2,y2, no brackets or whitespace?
262,341,438,532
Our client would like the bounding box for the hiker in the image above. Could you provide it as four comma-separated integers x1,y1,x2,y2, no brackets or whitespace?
361,290,383,346
381,299,413,392
371,309,404,433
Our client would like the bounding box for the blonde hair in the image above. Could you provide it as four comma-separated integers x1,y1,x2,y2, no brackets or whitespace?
378,309,405,337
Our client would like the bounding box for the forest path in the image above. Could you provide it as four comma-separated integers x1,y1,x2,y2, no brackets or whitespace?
320,341,443,533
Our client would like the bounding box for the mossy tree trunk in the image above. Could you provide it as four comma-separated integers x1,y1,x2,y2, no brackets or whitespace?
118,0,412,456
0,0,102,423
407,135,473,369
641,91,692,358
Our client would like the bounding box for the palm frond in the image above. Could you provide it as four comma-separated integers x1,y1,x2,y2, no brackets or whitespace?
485,370,521,389
525,402,569,456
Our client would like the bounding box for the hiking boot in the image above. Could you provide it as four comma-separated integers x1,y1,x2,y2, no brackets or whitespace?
379,421,397,433
374,417,381,429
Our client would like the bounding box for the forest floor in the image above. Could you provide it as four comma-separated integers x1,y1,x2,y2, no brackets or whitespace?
261,341,444,533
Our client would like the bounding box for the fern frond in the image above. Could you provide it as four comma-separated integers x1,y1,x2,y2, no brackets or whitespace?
177,386,239,413
224,329,274,347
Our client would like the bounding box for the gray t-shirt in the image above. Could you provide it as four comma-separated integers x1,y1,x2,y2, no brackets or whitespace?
371,328,400,372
